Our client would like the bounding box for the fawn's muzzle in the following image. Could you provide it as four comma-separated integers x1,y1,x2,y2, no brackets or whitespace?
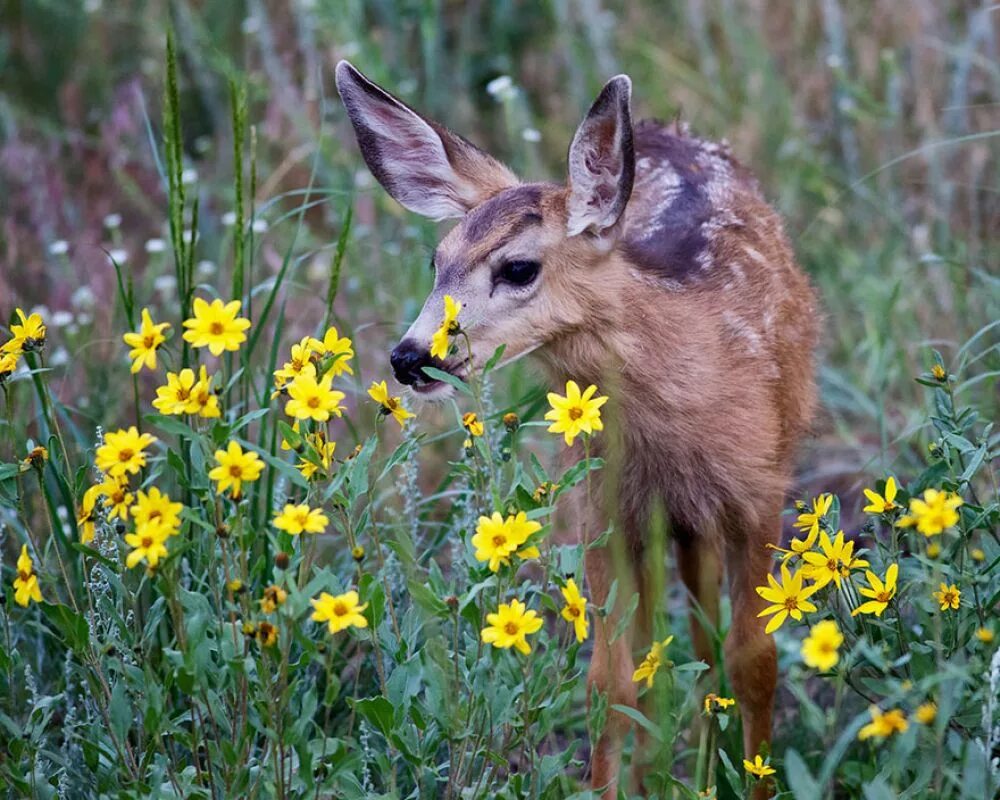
390,339,432,386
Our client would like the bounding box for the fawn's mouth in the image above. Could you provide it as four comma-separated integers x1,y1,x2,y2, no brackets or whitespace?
411,358,470,398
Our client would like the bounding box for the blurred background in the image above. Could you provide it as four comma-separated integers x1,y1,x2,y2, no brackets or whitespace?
1,0,998,507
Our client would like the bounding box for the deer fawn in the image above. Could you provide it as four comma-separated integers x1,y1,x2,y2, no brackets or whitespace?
336,60,818,796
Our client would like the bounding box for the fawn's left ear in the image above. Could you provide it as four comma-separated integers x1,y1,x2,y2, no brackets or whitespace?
566,75,635,237
335,60,518,220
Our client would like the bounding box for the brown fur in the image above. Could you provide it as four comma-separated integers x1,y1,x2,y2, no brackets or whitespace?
336,61,819,798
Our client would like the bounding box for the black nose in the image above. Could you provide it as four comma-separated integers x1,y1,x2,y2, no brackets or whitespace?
390,339,432,386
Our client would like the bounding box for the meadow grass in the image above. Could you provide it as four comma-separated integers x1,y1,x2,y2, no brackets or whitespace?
0,2,998,798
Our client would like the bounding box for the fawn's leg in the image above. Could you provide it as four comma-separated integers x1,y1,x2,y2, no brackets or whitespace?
587,542,638,799
724,527,778,798
675,534,722,667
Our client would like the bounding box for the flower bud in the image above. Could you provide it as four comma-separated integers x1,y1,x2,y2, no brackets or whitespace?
275,551,290,570
502,412,520,432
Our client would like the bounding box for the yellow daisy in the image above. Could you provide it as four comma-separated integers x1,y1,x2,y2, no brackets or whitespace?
182,297,251,356
13,545,43,606
560,578,589,642
311,590,368,633
755,563,819,633
632,636,674,688
430,295,461,360
122,308,170,373
480,599,543,655
367,381,415,427
273,503,328,535
284,371,345,422
544,380,608,446
208,441,264,498
95,427,157,478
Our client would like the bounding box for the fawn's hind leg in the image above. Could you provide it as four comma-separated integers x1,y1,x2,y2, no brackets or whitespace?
724,525,778,798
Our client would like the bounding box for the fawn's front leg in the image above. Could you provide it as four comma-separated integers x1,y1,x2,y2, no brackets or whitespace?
586,541,638,798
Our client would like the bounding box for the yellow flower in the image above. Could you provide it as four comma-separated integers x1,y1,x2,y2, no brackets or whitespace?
931,364,947,381
260,584,288,614
93,476,133,522
480,599,543,655
284,371,345,422
256,621,279,647
124,522,170,569
273,503,328,535
970,547,985,562
297,434,337,480
975,627,994,644
858,706,908,741
2,308,46,354
755,563,819,634
926,541,941,559
915,702,937,725
703,693,736,715
851,563,898,617
801,620,843,671
152,368,201,415
227,579,244,593
309,327,355,377
208,441,264,498
95,427,157,478
863,476,898,515
544,380,608,446
191,366,221,418
560,578,588,642
801,530,867,590
77,484,102,544
631,636,674,687
13,545,42,607
0,350,19,381
471,511,542,572
933,582,960,611
130,487,183,534
311,590,368,633
898,489,962,537
24,446,48,469
792,494,833,540
532,482,559,503
742,754,776,779
367,381,415,427
182,297,251,356
430,295,461,360
462,412,484,437
122,308,170,373
274,339,318,389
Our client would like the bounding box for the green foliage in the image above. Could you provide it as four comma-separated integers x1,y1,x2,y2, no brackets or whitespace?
0,3,998,799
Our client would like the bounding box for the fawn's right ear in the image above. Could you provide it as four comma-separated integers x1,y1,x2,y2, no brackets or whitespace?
566,75,635,238
335,61,518,220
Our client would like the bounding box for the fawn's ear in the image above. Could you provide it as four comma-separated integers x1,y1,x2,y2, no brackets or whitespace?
566,75,635,237
335,61,518,220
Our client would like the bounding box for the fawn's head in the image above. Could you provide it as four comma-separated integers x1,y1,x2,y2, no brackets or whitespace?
336,61,636,399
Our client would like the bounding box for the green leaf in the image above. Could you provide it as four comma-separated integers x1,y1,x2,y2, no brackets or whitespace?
39,602,90,654
483,344,507,374
610,704,663,742
420,366,473,397
109,680,132,745
354,696,395,738
784,748,820,800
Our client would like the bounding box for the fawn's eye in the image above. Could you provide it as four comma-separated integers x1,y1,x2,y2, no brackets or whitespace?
497,260,540,287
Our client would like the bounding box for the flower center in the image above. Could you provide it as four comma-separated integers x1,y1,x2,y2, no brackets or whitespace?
333,602,348,616
210,321,225,335
18,570,30,581
783,597,799,611
876,591,891,602
118,448,134,462
492,535,507,548
568,607,580,618
177,387,190,400
229,465,243,478
568,407,583,420
141,536,153,548
143,334,156,348
826,558,837,571
307,396,320,408
504,622,519,636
